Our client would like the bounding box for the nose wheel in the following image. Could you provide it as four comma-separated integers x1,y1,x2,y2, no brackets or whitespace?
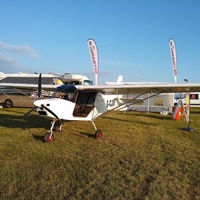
44,131,54,143
43,120,57,143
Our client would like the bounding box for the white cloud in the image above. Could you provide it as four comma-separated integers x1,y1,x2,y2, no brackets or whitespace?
0,55,19,66
0,41,39,58
0,55,26,73
0,41,40,73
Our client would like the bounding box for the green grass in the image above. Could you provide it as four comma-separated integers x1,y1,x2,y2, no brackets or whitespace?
0,108,200,199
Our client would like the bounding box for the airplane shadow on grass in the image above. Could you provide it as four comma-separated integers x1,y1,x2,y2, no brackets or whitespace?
124,111,172,120
31,133,46,142
101,112,172,126
0,112,49,129
79,132,95,138
0,110,51,142
0,110,95,141
0,109,173,142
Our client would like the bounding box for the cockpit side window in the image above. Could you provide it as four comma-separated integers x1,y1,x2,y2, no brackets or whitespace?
76,91,97,105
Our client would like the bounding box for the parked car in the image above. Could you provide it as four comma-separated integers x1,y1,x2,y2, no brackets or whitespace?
0,88,37,108
0,88,52,108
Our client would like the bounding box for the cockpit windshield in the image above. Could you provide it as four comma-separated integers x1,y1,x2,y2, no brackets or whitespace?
52,85,77,101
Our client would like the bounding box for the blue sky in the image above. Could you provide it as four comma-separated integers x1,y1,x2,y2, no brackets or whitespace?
0,0,200,84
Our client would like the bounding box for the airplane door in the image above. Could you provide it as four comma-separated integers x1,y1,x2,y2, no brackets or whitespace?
73,91,97,117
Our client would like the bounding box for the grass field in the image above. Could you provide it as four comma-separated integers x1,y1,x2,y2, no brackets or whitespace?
0,107,200,199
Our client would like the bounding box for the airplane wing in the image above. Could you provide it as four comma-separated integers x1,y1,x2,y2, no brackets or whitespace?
74,83,200,115
75,82,200,94
0,83,58,91
2,82,199,95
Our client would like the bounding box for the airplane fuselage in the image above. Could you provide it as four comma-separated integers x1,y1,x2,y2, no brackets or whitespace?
34,91,121,121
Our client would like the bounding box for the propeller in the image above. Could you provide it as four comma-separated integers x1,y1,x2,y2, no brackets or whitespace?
24,106,37,117
24,73,59,119
38,73,42,99
24,73,42,117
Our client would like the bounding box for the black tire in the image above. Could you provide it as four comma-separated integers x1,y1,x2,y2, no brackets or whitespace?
55,124,62,132
3,99,13,108
43,132,54,143
54,121,62,132
95,129,103,139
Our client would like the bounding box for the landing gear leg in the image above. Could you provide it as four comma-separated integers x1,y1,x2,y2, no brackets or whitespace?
91,120,103,139
43,120,55,143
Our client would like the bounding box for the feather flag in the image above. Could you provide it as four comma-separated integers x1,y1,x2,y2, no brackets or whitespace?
169,38,178,83
87,39,99,85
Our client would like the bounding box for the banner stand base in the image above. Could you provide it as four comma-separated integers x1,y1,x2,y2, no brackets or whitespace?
182,121,194,131
182,127,194,132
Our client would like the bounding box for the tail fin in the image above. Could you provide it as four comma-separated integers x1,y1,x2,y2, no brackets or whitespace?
116,75,123,85
105,75,123,85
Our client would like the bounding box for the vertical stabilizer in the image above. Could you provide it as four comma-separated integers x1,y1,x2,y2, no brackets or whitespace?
116,75,123,85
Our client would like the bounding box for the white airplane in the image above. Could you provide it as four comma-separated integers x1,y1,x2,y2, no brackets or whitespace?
25,75,200,142
1,74,200,142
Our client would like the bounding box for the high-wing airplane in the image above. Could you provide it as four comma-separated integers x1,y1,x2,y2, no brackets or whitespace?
1,74,200,142
9,74,197,143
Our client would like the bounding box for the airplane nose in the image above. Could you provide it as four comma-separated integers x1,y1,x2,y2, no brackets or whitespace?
34,99,45,107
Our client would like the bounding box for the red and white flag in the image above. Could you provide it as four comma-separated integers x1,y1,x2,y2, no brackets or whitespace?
87,38,99,85
169,38,178,83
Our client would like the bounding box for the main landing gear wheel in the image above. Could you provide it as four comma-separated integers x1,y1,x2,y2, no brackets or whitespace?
44,132,54,143
53,121,62,132
54,124,62,132
95,129,103,139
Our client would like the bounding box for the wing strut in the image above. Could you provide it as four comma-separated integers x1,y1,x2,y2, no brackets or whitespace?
101,91,164,117
118,91,164,111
